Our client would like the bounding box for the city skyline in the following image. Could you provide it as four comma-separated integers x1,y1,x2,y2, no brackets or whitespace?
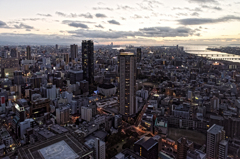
0,0,240,45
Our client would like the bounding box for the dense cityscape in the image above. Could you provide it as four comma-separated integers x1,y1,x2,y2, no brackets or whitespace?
0,43,239,159
1,0,240,158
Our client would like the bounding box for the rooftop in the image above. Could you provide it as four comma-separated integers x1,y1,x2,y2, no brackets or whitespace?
18,133,92,159
207,124,224,134
134,137,158,151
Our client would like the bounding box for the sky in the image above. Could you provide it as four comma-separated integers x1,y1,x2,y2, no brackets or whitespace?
0,0,240,45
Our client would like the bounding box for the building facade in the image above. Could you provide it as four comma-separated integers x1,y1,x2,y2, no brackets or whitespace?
119,52,136,117
82,40,94,84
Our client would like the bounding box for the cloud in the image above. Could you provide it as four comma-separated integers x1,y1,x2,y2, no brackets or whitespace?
62,20,95,24
68,26,197,39
117,5,135,10
131,14,142,19
95,24,104,28
173,7,203,12
68,22,89,29
139,26,196,37
37,13,52,17
176,13,188,16
0,21,9,28
79,13,93,18
56,11,66,17
188,0,217,3
179,15,240,25
108,20,120,25
191,12,200,16
92,7,113,11
55,12,93,18
22,18,45,21
97,2,105,5
137,0,163,11
14,23,34,29
95,13,107,18
201,5,222,10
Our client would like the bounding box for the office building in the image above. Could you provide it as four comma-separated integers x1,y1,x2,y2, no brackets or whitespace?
70,44,78,62
60,53,69,64
82,40,94,84
137,48,141,62
95,138,106,159
69,70,83,84
81,106,93,121
210,96,219,111
219,140,228,159
26,46,31,60
10,48,17,57
0,128,13,148
207,124,225,159
177,137,194,159
119,52,136,116
56,106,70,125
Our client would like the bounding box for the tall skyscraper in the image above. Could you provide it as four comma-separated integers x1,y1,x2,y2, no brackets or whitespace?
26,46,31,60
70,44,78,62
82,40,94,84
10,48,17,58
207,124,225,159
119,52,136,116
137,48,141,62
95,138,105,159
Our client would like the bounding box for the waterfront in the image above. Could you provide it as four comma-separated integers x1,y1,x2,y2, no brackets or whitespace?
184,45,240,63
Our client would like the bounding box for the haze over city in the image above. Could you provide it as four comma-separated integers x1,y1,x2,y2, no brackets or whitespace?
0,0,240,45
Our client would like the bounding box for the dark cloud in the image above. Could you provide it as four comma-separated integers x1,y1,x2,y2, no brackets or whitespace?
108,20,121,25
178,15,240,25
68,22,88,29
68,26,197,39
14,23,34,29
139,26,196,37
95,24,104,28
37,13,52,17
92,7,113,11
55,12,93,18
188,0,217,3
95,13,107,18
0,21,9,28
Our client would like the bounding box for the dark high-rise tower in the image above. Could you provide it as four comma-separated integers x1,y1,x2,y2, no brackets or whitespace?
82,40,94,84
137,48,141,62
119,52,136,116
26,46,31,60
70,44,78,62
10,48,17,58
